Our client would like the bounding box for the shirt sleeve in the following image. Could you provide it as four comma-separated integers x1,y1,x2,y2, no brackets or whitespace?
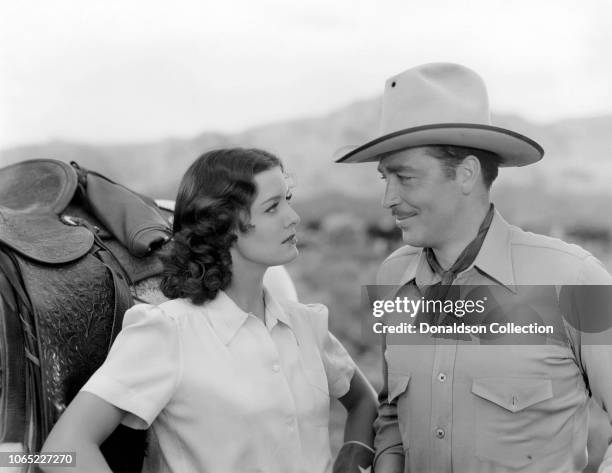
373,337,405,471
304,303,357,399
80,303,182,430
372,262,406,470
570,256,612,472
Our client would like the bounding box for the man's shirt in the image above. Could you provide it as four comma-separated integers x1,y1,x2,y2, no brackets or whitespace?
373,210,612,473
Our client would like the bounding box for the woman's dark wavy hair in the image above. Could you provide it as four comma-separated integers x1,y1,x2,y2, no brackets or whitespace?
160,148,282,304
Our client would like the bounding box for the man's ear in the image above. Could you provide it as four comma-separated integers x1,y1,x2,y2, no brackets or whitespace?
457,155,481,194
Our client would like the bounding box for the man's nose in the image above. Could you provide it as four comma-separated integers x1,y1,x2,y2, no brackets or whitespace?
382,179,401,209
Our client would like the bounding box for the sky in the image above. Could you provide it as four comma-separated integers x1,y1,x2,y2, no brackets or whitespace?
0,0,610,149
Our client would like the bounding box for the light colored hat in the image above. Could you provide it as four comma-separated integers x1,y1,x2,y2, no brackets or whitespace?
335,63,543,166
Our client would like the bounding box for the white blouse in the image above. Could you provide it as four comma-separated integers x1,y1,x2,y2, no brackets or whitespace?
81,289,356,473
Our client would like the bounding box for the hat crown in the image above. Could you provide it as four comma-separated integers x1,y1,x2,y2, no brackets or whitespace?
335,62,543,166
380,62,491,135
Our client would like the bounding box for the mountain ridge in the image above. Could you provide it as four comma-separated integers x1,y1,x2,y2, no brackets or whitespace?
1,96,611,200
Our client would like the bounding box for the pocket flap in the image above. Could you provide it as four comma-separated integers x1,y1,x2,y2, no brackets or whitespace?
472,378,553,413
388,373,410,403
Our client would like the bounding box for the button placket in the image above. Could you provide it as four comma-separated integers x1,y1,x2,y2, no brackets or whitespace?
429,343,455,472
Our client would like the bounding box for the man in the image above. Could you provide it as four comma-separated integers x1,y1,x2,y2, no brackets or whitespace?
336,63,612,472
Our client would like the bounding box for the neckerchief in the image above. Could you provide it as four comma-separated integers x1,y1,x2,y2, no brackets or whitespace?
417,204,495,326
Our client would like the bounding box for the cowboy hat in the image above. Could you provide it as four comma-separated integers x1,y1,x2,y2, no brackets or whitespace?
335,62,543,166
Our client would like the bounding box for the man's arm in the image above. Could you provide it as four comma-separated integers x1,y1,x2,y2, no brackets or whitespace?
334,369,378,473
581,343,612,473
372,251,417,472
373,335,404,472
570,256,612,473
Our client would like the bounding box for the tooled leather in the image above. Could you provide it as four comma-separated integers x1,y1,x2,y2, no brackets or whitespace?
18,253,117,427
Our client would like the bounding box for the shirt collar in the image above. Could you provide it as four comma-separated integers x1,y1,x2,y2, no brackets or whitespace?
205,291,249,345
471,209,516,290
397,250,436,287
262,288,295,332
205,288,294,345
397,209,516,291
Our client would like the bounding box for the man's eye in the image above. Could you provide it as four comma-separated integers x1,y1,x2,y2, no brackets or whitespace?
286,193,293,201
399,176,415,182
379,175,387,180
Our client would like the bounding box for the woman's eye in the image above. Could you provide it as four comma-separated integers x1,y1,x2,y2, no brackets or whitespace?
379,174,387,180
265,203,279,213
286,193,293,201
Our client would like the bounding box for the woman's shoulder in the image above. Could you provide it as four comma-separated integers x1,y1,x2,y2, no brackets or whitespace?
123,298,204,330
276,298,327,317
274,298,330,335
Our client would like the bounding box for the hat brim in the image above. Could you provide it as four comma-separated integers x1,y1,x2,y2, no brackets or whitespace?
335,123,543,166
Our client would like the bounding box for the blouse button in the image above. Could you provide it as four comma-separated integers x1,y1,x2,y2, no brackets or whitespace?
272,363,281,373
437,373,446,382
435,428,445,439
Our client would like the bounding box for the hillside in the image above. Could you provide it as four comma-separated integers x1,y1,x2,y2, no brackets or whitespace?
1,97,611,229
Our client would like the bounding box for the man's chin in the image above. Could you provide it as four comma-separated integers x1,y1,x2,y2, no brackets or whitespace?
401,229,426,248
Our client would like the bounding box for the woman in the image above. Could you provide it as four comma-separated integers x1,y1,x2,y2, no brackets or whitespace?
42,148,377,472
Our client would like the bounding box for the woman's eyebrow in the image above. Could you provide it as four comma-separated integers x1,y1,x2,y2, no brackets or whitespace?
259,194,282,206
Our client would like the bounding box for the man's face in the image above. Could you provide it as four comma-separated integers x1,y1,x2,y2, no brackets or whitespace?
378,147,464,248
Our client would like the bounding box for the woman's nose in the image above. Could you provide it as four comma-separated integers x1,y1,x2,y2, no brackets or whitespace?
286,206,301,227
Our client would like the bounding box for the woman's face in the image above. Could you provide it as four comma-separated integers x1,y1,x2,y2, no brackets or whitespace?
232,166,300,268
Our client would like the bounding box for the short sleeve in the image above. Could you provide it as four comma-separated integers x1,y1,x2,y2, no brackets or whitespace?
579,255,612,284
324,331,357,399
80,304,182,429
305,303,357,399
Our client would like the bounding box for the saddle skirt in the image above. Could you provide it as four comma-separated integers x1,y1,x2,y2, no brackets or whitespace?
0,160,93,264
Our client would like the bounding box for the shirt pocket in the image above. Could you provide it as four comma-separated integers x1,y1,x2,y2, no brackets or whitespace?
471,377,563,469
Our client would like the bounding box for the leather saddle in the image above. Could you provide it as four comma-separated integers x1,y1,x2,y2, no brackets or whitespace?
0,159,172,472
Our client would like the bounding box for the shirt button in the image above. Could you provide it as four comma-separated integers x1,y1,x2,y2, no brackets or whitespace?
286,417,296,431
435,428,445,439
272,363,280,372
437,373,447,382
